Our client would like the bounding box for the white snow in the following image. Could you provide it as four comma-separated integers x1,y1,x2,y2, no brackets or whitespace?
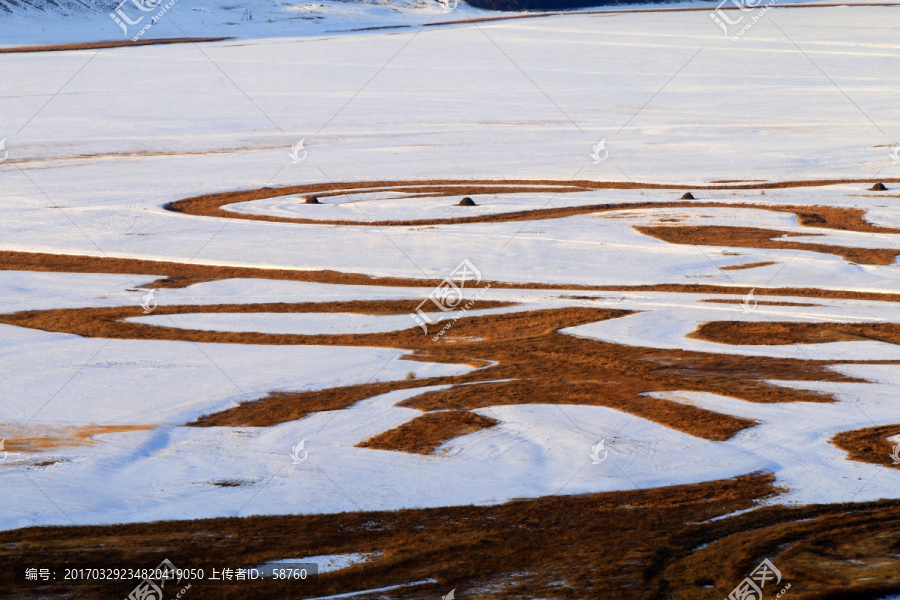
565,292,900,361
2,2,900,530
127,304,524,335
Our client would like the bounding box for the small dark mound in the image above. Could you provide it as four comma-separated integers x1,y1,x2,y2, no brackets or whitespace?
681,192,695,200
458,197,477,206
305,196,320,204
870,183,887,191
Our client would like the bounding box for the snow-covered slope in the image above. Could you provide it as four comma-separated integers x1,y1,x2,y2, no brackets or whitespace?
0,0,483,47
2,2,900,530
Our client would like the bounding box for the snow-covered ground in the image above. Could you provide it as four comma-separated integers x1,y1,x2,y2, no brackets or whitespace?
0,0,866,47
2,2,900,530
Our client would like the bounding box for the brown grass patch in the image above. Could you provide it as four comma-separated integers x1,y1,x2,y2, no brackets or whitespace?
691,321,900,347
720,261,779,271
3,473,900,599
0,38,231,54
400,379,759,442
359,410,500,454
134,298,512,316
700,298,820,307
593,283,900,304
0,250,453,289
636,225,899,265
1,425,153,453
190,378,457,428
1,304,864,445
8,251,900,305
832,424,900,469
163,176,900,231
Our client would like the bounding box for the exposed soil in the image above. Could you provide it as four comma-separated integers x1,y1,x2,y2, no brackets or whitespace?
2,473,899,600
636,225,899,265
832,424,900,469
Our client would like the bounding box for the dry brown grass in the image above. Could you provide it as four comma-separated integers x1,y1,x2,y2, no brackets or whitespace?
358,410,500,454
0,250,452,289
8,251,900,305
163,176,900,232
720,261,779,271
189,378,452,428
691,321,900,347
700,298,820,307
595,283,900,303
2,474,899,599
1,304,865,446
636,225,899,265
0,38,231,54
832,424,900,469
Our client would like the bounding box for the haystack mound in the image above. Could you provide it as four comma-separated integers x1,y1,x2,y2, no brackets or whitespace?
870,183,887,191
458,197,477,206
681,192,695,200
305,196,321,204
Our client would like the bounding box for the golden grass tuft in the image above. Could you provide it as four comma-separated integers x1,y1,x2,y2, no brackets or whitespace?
359,410,500,454
1,303,865,446
636,225,899,265
3,474,900,599
832,424,900,469
691,321,900,347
